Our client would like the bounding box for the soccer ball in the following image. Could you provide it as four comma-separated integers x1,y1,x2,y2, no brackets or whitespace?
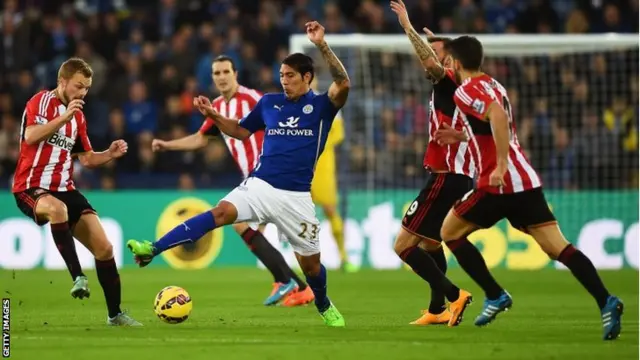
154,286,193,324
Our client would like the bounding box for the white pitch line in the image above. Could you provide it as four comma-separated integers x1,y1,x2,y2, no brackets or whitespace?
12,336,430,346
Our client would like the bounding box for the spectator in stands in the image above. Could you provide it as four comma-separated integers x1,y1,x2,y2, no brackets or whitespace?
0,113,18,178
516,0,559,33
565,8,590,33
603,96,638,169
594,3,633,33
123,81,158,135
545,127,576,189
574,110,621,189
485,0,522,33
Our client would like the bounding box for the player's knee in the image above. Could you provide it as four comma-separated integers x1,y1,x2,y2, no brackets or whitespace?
418,240,441,252
212,202,238,225
93,241,114,261
528,226,569,259
42,198,68,223
298,254,321,276
440,226,456,243
393,231,416,256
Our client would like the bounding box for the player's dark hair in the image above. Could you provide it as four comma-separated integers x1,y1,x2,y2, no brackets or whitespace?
445,36,484,71
58,57,93,80
427,36,451,45
282,53,315,84
213,55,237,72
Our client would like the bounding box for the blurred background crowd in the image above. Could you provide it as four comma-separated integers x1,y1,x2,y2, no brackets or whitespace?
0,0,637,191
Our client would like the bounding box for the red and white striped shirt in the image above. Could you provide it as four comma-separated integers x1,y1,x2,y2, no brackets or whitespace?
453,74,541,194
12,90,92,193
424,69,475,178
198,85,264,178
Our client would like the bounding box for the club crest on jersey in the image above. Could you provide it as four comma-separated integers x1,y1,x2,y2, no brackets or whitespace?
47,132,75,151
302,104,314,114
57,104,66,117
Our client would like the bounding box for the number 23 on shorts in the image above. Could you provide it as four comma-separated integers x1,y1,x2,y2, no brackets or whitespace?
298,222,319,241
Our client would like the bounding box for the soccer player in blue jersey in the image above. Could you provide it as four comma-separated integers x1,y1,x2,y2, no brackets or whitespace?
127,21,350,327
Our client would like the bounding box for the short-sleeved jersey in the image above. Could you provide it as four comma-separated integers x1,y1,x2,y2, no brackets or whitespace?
12,90,93,193
198,85,264,178
453,74,541,194
239,90,339,192
425,69,475,177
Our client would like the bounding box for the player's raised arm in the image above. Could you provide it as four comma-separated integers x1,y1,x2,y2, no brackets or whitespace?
390,0,445,82
194,96,255,140
306,21,350,109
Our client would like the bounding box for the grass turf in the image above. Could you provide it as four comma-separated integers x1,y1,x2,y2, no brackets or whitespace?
1,268,637,360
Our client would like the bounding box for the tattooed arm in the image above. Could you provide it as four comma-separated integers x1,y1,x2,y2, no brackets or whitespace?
390,0,445,82
306,21,351,109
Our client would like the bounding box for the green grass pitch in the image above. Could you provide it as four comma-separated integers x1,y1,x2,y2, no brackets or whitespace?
1,268,638,360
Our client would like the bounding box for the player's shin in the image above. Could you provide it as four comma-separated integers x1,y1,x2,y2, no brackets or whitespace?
424,245,447,313
241,228,290,284
51,222,85,280
153,210,218,255
400,245,460,302
556,244,611,309
95,257,122,318
446,237,504,300
300,257,330,312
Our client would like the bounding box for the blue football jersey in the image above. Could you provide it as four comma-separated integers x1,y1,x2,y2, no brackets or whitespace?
239,90,339,191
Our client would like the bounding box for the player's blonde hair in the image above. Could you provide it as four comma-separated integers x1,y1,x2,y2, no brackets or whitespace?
58,58,93,80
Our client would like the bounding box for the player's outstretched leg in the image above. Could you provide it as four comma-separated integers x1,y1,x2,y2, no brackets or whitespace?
32,194,89,299
297,253,345,327
74,213,141,326
528,224,623,340
234,223,309,306
127,201,237,266
441,210,511,327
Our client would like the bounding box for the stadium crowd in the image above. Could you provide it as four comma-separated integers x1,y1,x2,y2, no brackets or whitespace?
0,0,637,190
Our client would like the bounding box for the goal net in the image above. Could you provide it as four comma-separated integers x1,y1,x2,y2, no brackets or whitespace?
285,34,639,270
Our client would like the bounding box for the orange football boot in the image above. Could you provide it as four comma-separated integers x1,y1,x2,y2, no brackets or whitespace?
281,286,315,307
448,289,473,327
410,309,452,325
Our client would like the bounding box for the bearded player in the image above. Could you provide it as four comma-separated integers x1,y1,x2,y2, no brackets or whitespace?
12,58,141,326
151,55,313,307
309,77,355,272
436,35,623,340
128,21,350,326
390,0,477,326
